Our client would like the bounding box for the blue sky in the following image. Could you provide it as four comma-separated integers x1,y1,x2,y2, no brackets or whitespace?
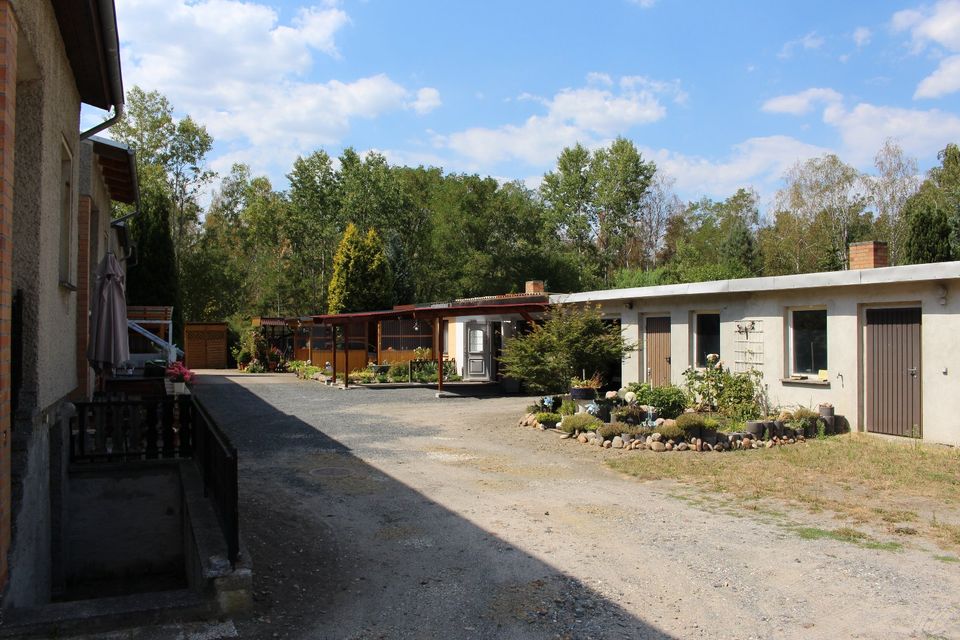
105,0,960,207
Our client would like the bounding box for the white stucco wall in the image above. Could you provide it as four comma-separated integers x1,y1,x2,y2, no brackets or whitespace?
608,278,960,445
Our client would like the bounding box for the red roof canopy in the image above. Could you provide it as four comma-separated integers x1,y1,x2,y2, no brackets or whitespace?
312,301,548,325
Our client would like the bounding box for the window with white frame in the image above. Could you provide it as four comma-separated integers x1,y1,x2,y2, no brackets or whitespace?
694,312,720,367
790,309,827,375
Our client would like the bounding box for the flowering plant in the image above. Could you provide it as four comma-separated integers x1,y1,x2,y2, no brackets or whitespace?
166,361,195,384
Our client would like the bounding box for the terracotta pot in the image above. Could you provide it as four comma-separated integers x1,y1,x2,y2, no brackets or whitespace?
745,421,764,438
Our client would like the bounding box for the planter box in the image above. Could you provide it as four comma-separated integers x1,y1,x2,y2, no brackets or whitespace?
569,387,597,401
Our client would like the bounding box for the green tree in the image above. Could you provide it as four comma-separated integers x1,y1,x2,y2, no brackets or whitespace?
111,86,214,271
903,143,960,263
327,224,394,313
499,305,635,393
125,165,180,315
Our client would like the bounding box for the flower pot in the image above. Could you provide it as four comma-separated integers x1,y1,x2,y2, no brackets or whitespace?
173,382,186,394
569,387,597,401
764,420,777,439
818,404,835,418
745,421,764,438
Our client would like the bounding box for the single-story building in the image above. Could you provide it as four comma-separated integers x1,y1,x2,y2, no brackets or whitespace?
550,242,960,446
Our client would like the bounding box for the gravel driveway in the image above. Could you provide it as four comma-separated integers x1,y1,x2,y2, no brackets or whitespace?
194,373,960,640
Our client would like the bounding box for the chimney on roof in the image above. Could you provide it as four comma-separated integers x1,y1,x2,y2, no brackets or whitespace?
849,241,889,270
525,280,545,294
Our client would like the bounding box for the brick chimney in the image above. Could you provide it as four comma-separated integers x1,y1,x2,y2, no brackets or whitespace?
525,280,545,294
849,241,889,270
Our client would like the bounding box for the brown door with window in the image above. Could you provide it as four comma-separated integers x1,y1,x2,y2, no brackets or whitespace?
865,308,921,437
645,316,671,387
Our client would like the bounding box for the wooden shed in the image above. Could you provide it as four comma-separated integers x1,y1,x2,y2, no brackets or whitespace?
184,322,229,369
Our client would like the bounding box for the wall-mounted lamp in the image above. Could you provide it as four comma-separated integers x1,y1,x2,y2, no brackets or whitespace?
625,301,634,310
937,283,948,306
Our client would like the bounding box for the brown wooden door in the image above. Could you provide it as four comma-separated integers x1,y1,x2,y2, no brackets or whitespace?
645,317,671,387
866,308,921,437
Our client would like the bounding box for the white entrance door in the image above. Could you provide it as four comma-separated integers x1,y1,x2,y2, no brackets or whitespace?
465,322,489,380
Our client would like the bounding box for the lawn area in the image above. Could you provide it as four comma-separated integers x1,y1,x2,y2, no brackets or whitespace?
609,434,960,552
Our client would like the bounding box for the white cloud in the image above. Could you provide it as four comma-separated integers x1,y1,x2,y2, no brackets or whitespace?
892,0,960,98
823,101,960,164
643,136,830,201
915,54,960,98
410,87,442,114
115,0,434,180
853,26,872,48
629,0,657,7
762,87,842,115
437,74,681,167
778,31,825,59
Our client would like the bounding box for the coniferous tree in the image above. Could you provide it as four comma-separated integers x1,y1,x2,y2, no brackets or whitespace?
327,224,394,314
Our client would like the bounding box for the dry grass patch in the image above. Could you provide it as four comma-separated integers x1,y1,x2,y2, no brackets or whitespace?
609,433,960,551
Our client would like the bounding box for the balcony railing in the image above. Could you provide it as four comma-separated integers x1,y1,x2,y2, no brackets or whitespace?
69,394,239,564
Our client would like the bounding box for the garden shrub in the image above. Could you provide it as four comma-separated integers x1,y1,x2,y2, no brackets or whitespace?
536,412,562,425
674,412,723,440
559,399,577,416
388,362,409,382
559,413,602,434
499,305,636,393
657,423,684,442
597,422,651,439
350,369,376,384
648,385,688,419
614,405,646,424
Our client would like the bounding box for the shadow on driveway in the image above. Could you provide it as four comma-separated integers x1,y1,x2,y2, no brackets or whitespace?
195,374,675,639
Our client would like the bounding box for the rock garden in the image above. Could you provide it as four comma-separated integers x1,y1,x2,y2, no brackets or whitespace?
517,354,847,455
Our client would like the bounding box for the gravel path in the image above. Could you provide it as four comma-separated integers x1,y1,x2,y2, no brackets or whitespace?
193,373,960,640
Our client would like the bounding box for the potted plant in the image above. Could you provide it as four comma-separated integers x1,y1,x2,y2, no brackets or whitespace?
166,361,195,394
569,373,602,400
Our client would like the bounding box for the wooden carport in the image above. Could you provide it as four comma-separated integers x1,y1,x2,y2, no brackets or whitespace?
312,301,547,394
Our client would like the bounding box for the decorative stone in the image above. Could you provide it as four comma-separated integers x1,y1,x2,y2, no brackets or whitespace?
636,442,648,450
603,440,612,448
560,433,571,439
646,436,653,445
655,417,665,427
577,434,588,444
676,442,689,451
703,443,713,451
662,419,677,429
665,442,673,451
741,438,752,449
765,440,775,448
649,441,666,452
695,438,702,452
612,436,624,449
651,433,662,442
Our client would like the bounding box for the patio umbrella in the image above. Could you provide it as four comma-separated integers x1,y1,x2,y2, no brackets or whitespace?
87,252,130,373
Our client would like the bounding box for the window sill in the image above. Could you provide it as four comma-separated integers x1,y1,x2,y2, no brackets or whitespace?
780,377,830,387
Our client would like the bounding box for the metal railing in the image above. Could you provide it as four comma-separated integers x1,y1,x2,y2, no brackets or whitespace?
69,395,239,564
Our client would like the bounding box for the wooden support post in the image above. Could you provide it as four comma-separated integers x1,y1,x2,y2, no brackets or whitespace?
343,323,350,389
436,316,443,395
331,325,337,384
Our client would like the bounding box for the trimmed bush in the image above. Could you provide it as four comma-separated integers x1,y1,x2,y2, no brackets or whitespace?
536,412,562,425
388,362,409,382
675,412,723,440
657,423,684,442
559,413,602,434
597,422,654,440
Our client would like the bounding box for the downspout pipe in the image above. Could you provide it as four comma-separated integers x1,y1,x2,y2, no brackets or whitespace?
80,0,125,140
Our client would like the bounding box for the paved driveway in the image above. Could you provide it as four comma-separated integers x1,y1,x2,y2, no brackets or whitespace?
194,373,960,640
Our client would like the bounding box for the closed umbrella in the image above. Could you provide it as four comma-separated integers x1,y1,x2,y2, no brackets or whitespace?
87,252,130,374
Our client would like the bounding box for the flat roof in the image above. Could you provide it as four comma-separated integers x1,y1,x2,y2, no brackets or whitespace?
551,261,960,305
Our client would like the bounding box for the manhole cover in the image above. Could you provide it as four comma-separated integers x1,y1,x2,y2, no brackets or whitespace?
310,467,353,478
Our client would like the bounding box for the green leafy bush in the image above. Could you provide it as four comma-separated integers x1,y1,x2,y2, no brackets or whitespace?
499,305,636,393
648,386,688,419
559,399,577,416
559,413,602,434
388,362,410,382
536,412,561,425
674,412,721,440
350,369,376,384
